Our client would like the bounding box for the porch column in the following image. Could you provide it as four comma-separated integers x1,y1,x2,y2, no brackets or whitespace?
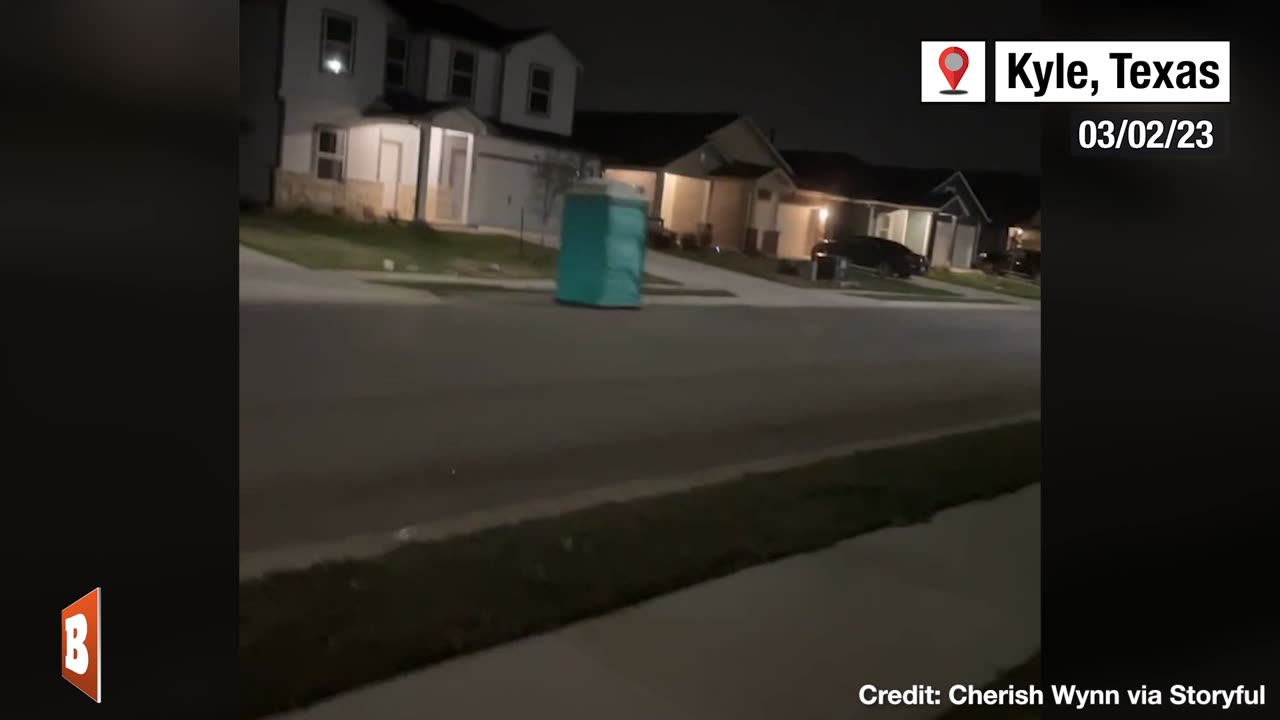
415,123,431,222
866,205,877,234
652,171,665,220
460,133,476,225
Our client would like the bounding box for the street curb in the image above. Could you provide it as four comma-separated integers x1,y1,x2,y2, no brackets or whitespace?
240,410,1040,581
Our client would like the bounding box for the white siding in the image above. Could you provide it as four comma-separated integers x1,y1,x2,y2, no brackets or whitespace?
666,143,723,177
425,35,502,117
279,0,400,118
707,119,781,168
498,34,578,136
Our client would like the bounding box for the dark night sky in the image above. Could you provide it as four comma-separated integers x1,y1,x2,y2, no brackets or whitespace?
455,0,1040,173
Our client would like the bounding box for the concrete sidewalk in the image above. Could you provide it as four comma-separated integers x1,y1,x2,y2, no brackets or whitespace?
274,485,1040,720
239,246,437,306
910,274,1040,306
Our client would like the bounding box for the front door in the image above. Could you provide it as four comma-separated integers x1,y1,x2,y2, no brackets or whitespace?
378,140,401,216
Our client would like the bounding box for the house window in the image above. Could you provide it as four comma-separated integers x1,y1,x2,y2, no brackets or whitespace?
756,188,772,201
527,65,553,116
320,11,356,75
314,126,347,180
449,49,475,99
385,31,408,90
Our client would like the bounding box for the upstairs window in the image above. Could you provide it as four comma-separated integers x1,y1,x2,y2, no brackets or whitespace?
320,11,356,75
527,65,553,116
385,32,408,90
314,126,347,180
450,49,475,99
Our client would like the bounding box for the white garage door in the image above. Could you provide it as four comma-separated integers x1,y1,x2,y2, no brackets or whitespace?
951,222,978,269
776,203,816,259
470,155,539,232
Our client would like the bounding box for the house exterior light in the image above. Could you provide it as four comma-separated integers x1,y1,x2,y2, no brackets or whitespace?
819,207,830,223
324,57,345,74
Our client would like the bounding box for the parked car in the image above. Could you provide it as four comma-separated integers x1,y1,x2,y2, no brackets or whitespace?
978,248,1040,281
811,236,928,278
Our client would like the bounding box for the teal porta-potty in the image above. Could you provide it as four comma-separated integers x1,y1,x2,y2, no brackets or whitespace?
555,179,649,308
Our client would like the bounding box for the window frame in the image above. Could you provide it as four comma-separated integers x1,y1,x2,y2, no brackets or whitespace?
318,10,357,76
526,64,554,117
314,125,347,181
384,30,409,90
449,48,476,100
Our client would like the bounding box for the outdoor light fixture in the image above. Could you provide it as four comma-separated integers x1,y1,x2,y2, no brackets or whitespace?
819,207,830,223
324,57,345,74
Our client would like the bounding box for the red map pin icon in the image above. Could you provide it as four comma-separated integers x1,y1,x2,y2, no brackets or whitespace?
938,47,969,90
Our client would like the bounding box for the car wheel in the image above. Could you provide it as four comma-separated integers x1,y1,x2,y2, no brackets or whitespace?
876,261,892,277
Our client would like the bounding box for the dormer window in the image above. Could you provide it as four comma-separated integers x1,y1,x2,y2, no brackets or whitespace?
450,49,475,99
320,11,356,75
527,65,553,116
385,31,408,90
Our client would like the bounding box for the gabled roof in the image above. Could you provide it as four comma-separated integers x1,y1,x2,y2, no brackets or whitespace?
780,150,876,199
710,161,776,179
572,111,740,167
488,119,591,153
868,166,957,206
382,1,578,62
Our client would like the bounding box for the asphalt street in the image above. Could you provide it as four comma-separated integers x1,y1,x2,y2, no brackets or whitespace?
240,299,1040,558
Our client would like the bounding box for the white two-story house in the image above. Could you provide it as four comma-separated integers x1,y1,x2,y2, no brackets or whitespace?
241,0,593,233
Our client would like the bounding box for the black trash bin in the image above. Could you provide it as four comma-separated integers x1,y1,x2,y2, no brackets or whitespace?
812,255,841,281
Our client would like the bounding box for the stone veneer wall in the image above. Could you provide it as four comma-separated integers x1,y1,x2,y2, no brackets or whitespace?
275,170,389,221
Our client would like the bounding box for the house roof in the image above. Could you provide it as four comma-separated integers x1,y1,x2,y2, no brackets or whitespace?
366,92,592,152
366,90,458,117
382,1,575,59
710,161,776,179
572,111,740,167
488,119,591,153
865,166,957,206
780,150,876,199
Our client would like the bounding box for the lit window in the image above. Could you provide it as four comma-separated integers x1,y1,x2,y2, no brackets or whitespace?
527,65,553,116
385,32,408,89
450,49,475,99
314,126,347,180
320,11,356,75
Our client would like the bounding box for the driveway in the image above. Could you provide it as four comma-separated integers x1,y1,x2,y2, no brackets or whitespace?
241,300,1040,567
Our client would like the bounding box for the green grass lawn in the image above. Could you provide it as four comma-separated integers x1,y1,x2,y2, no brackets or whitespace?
241,210,559,278
241,210,676,283
371,280,734,298
845,292,1010,304
241,421,1040,719
928,269,1041,300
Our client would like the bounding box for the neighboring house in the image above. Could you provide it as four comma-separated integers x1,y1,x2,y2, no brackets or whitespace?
960,170,1041,256
782,150,1036,269
242,0,597,232
1009,209,1040,251
575,112,829,259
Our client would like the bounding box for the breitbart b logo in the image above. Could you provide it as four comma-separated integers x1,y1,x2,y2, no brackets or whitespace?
62,588,101,703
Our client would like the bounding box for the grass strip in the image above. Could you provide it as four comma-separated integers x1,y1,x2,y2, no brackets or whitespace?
844,292,1013,302
927,269,1041,300
241,421,1040,718
370,280,734,298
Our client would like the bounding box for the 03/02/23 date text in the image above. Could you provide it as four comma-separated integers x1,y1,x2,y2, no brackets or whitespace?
1071,111,1227,157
